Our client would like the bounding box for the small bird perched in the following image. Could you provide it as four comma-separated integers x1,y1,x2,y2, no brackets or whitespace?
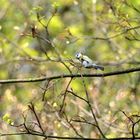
75,52,104,71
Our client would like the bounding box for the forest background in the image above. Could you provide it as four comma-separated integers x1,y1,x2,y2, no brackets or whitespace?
0,0,140,139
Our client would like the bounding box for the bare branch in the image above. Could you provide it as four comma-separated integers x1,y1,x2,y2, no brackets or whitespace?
28,103,44,134
60,78,73,113
80,73,106,138
121,110,140,139
0,67,140,84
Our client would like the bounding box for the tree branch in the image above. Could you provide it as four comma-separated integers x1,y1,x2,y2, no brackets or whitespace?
0,67,140,84
1,132,140,140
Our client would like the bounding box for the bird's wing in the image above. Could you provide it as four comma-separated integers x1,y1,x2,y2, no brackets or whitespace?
82,60,93,68
82,55,93,63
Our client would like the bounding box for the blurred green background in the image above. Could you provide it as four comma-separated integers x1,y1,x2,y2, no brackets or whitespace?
0,0,140,139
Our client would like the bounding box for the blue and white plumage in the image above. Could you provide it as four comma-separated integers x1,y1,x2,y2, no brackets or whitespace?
75,52,104,71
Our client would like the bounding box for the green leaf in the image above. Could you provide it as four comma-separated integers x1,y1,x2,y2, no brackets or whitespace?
2,113,14,125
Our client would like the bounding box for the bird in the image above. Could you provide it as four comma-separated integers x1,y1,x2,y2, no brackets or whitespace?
75,52,104,71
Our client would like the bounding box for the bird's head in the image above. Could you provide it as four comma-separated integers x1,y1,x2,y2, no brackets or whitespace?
75,52,82,59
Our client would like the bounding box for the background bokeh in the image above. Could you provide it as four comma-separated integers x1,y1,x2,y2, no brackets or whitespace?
0,0,140,139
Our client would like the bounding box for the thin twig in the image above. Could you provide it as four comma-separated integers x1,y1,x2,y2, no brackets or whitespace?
80,73,106,138
67,90,88,103
64,113,83,138
121,110,140,140
36,13,72,74
60,78,73,113
41,80,50,101
28,103,44,134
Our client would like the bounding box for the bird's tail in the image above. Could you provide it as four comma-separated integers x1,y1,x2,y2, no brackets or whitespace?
92,64,104,71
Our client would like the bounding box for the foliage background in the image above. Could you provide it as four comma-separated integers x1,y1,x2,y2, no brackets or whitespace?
0,0,140,139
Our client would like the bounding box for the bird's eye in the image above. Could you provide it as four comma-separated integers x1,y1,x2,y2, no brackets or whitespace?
75,53,80,58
